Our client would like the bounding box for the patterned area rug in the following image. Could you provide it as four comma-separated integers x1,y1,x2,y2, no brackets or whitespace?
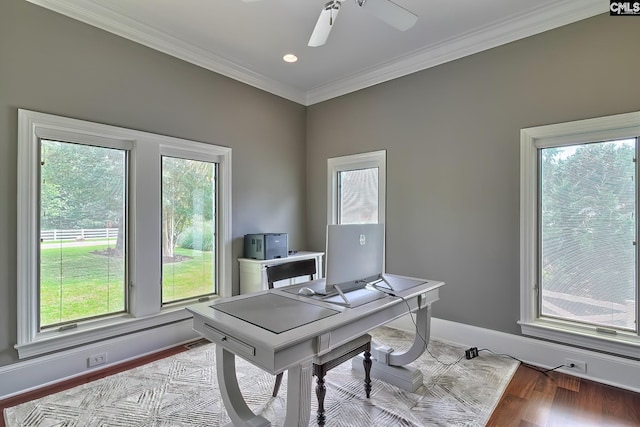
4,327,518,426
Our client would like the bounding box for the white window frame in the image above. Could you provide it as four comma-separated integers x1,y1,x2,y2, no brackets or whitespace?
159,146,220,306
327,150,386,225
16,109,232,359
520,111,640,358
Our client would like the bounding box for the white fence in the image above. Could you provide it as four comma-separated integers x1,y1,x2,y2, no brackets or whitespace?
41,228,119,241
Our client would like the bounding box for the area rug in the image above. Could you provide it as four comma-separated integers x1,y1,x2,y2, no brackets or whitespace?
4,327,519,426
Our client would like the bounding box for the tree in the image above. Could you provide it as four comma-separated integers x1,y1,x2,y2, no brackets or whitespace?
161,157,215,259
540,140,635,304
40,141,216,260
40,140,125,252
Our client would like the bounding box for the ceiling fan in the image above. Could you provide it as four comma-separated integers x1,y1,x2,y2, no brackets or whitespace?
242,0,418,47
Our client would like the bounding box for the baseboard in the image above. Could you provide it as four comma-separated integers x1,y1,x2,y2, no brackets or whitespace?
0,319,199,400
2,316,639,401
388,316,640,393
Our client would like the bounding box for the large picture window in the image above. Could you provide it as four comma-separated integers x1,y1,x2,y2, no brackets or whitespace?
539,139,636,331
40,140,127,328
17,110,232,358
520,112,640,357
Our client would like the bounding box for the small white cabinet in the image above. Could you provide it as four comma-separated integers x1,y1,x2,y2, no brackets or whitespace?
238,251,324,294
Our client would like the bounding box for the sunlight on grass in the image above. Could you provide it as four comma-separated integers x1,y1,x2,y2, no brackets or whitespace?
40,244,214,327
162,247,215,304
40,244,125,327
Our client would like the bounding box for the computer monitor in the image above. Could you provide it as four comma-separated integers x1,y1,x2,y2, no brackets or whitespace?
324,223,384,295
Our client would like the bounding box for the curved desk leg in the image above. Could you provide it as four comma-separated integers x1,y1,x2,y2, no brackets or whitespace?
217,346,271,427
352,304,432,392
388,304,430,366
216,345,313,427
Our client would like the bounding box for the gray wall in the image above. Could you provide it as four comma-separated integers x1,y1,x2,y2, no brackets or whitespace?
0,0,306,366
1,1,638,371
306,14,640,335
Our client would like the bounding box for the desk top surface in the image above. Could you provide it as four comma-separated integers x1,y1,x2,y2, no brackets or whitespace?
212,293,340,334
187,274,443,352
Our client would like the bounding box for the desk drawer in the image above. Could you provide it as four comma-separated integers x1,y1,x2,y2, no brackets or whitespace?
203,323,256,357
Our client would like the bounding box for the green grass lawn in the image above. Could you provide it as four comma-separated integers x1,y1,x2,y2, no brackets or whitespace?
40,244,214,327
162,247,215,303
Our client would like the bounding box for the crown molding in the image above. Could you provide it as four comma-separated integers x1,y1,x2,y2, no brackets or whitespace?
25,0,606,107
24,0,307,105
305,0,607,105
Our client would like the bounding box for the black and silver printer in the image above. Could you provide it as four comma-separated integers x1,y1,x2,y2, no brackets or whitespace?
243,233,288,260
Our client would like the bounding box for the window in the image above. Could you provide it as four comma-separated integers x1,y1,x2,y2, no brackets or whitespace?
161,156,217,304
520,111,640,357
327,150,386,225
17,110,232,358
40,140,127,328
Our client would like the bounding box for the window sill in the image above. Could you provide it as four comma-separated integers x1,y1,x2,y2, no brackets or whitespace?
15,304,199,359
519,319,640,359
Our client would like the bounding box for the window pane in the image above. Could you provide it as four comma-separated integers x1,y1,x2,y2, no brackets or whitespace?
40,140,126,328
338,167,378,224
162,156,217,304
539,139,637,331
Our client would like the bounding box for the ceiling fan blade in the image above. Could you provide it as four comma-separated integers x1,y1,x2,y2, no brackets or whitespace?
308,2,341,47
358,0,418,31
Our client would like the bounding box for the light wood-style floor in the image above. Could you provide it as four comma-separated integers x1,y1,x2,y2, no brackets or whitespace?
1,346,639,427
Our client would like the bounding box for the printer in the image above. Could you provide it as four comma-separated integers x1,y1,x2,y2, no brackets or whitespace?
244,233,288,260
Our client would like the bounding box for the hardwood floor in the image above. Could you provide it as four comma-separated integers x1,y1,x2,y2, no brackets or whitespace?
2,348,639,427
487,365,640,426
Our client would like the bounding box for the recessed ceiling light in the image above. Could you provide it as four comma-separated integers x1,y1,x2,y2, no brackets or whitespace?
283,54,298,63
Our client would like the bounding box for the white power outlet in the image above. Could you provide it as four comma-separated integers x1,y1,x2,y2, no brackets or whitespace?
565,358,587,373
88,352,108,367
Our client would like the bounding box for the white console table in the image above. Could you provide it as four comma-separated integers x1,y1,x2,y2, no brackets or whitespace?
238,251,324,294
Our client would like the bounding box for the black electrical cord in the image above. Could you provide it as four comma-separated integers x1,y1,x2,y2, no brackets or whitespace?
371,283,464,367
476,348,571,376
371,283,572,373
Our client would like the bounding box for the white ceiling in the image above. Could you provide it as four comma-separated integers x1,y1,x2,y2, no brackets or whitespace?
26,0,606,105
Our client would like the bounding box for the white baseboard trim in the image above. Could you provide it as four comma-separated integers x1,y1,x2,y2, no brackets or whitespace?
388,316,640,393
0,319,199,400
3,316,639,401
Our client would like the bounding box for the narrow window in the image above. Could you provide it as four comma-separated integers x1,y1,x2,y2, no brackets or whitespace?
161,156,217,304
328,150,386,225
338,167,379,224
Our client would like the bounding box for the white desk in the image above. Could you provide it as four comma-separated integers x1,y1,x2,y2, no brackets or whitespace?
187,274,443,427
238,251,324,294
